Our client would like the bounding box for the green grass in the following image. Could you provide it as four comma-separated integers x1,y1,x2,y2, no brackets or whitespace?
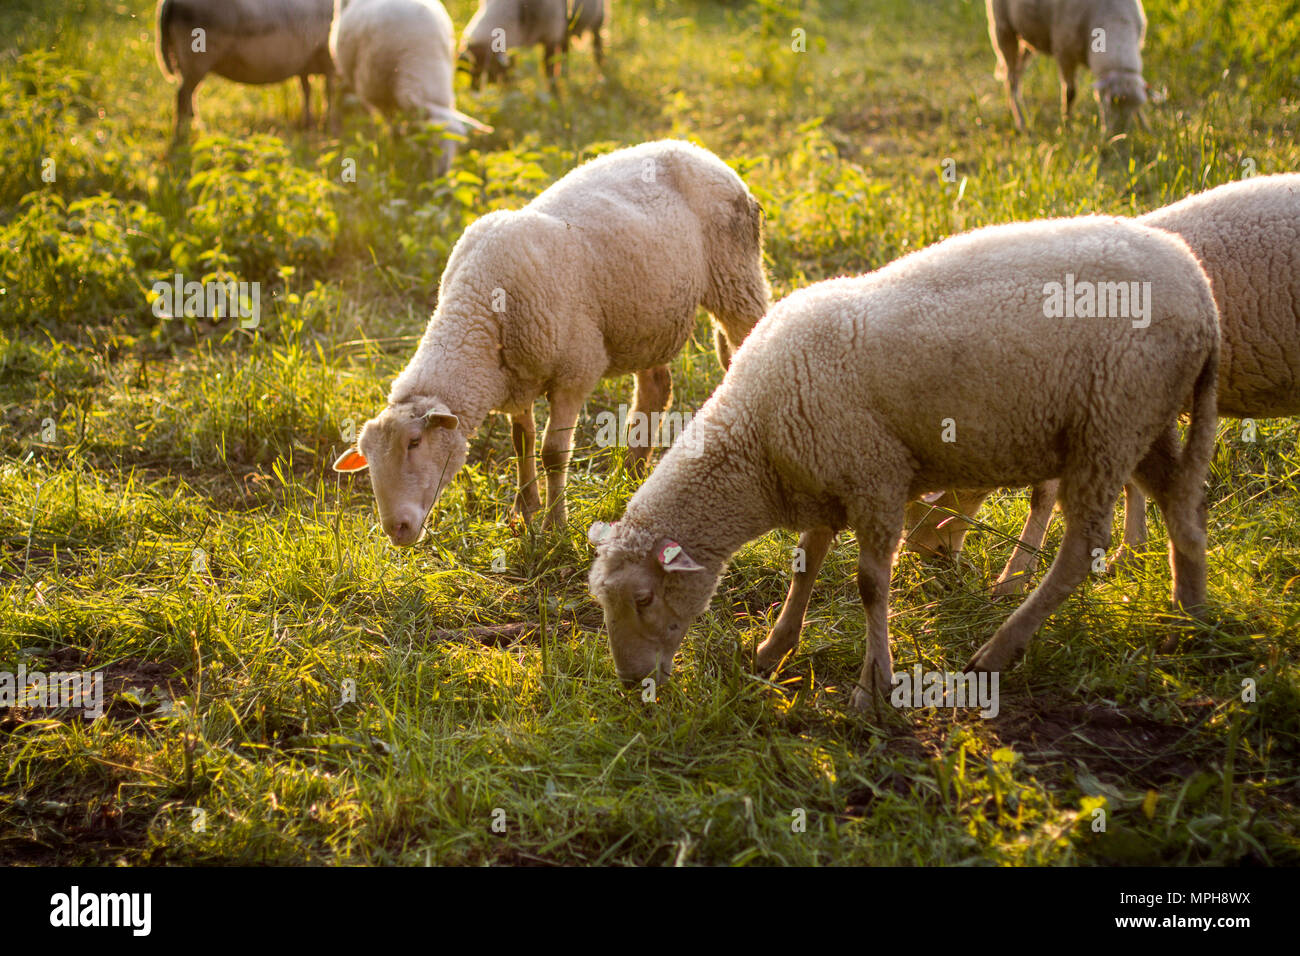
1,0,1298,865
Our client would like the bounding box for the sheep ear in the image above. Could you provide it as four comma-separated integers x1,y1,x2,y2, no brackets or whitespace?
420,406,459,430
333,448,369,473
657,540,704,573
588,521,615,547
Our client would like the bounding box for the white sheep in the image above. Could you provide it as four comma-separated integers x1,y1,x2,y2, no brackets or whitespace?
330,0,492,177
986,0,1149,135
156,0,336,144
588,217,1219,709
333,139,770,543
916,173,1300,593
460,0,568,90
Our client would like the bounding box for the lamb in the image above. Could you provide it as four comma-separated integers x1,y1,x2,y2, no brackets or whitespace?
588,217,1219,709
330,0,492,177
986,0,1149,135
913,173,1300,593
332,139,770,544
155,0,336,145
460,0,568,90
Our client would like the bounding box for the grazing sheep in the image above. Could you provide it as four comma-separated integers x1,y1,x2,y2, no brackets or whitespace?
986,0,1149,135
588,217,1219,708
155,0,336,144
921,173,1300,593
330,0,492,177
333,140,770,543
460,0,568,90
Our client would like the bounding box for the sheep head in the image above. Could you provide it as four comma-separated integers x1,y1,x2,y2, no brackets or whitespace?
462,42,511,86
1094,69,1149,135
903,490,989,558
332,398,465,547
587,521,719,686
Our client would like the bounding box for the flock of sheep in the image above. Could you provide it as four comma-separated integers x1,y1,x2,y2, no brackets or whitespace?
151,1,1300,709
156,0,603,170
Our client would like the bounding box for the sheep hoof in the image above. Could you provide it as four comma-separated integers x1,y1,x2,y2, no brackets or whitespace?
510,495,542,524
754,635,795,672
848,664,893,711
966,639,1019,674
990,575,1029,598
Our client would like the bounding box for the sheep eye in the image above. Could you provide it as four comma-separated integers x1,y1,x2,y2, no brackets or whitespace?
408,437,421,450
634,593,653,610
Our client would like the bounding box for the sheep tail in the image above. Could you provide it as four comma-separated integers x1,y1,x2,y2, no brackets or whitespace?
156,0,179,79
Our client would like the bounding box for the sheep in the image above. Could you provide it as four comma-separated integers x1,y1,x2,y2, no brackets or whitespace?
330,0,493,177
155,0,336,145
588,217,1219,709
460,0,569,91
986,0,1149,135
332,139,770,544
916,173,1300,594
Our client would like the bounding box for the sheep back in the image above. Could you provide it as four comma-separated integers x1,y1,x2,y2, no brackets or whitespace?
713,216,1217,526
433,141,768,390
1141,173,1300,418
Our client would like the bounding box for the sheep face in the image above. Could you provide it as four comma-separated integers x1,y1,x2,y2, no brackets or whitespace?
335,399,466,547
1094,71,1148,134
903,491,986,557
904,508,967,558
588,537,717,685
463,42,510,86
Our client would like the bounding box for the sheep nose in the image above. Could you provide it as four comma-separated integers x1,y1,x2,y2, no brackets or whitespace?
386,520,417,546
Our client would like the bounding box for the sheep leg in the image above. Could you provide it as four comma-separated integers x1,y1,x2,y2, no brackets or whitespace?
1109,481,1148,570
326,70,340,136
540,389,585,530
510,407,542,521
992,479,1060,596
543,42,561,94
592,29,604,71
848,521,901,712
173,76,198,145
1058,60,1077,122
434,131,456,179
299,74,313,128
756,525,836,670
626,365,671,478
994,28,1027,131
1131,429,1208,619
968,477,1115,673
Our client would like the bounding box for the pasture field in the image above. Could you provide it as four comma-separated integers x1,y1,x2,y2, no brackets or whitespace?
1,0,1298,866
